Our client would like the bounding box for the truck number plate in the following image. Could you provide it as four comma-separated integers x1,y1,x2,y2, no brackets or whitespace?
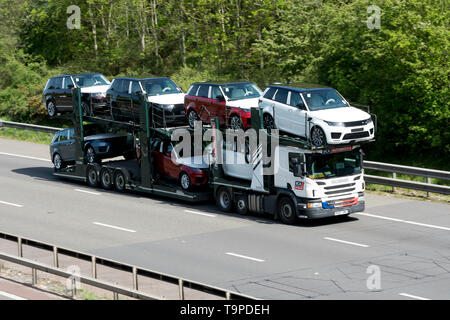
334,210,349,216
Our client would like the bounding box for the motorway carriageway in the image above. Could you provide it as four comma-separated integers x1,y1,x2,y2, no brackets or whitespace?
0,138,449,300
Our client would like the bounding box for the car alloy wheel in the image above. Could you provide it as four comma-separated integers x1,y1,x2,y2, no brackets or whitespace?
188,110,199,129
263,114,275,132
47,102,56,117
82,102,90,116
230,115,243,130
53,153,63,170
180,172,191,191
86,147,96,164
311,126,326,147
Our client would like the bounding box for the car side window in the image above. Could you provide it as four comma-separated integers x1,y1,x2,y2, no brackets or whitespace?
120,80,131,94
59,130,68,141
263,87,277,100
289,91,304,108
68,128,74,139
131,81,142,94
211,86,223,100
53,77,63,90
47,78,56,90
187,84,199,96
197,85,209,98
274,89,288,104
63,77,74,89
110,79,120,91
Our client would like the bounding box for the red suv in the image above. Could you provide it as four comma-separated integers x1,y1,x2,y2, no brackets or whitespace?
184,82,262,129
150,139,209,190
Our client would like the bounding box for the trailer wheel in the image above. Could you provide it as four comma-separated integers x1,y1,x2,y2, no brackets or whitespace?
278,197,297,225
100,168,113,190
86,166,99,187
235,196,249,215
216,187,233,213
114,170,126,192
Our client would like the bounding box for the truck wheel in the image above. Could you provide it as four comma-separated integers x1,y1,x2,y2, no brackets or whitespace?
235,196,249,215
100,168,113,190
86,166,98,187
278,197,297,225
114,170,126,192
216,187,233,213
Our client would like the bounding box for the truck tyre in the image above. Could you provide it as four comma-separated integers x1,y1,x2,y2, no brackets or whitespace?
114,170,126,192
278,197,297,225
216,187,233,213
235,196,249,215
86,165,99,187
100,168,113,190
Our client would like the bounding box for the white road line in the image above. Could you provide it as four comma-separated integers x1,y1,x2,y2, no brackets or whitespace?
324,237,369,248
357,213,450,231
184,210,216,218
0,200,23,208
74,189,101,196
0,291,27,300
399,293,430,300
0,152,50,162
92,222,136,233
225,252,265,262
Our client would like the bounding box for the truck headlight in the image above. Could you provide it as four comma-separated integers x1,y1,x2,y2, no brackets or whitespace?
307,202,322,208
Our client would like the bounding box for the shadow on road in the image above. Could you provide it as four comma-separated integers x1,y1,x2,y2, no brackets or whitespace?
11,166,360,228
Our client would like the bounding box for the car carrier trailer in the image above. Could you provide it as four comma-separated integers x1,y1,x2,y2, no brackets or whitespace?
52,87,369,224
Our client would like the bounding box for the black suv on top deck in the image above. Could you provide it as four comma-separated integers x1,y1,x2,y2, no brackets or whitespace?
106,77,186,126
43,73,111,117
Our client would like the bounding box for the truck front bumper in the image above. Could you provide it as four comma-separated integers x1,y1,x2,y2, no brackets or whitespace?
296,199,365,219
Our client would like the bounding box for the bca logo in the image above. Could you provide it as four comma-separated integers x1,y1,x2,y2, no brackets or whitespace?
295,181,304,190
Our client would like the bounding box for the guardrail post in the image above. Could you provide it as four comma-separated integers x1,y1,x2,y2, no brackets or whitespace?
31,268,37,285
226,291,231,300
427,177,431,197
91,256,97,278
132,267,138,291
392,172,397,193
17,237,23,257
71,278,76,297
178,279,185,300
53,246,59,268
113,292,119,300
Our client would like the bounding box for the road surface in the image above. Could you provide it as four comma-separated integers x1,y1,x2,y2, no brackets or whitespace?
0,138,449,299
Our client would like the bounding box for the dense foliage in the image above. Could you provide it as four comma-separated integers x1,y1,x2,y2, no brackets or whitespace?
0,0,448,168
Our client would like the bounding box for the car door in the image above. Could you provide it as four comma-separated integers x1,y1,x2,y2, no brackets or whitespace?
117,79,132,119
62,76,75,109
130,80,142,121
210,85,227,125
272,88,290,133
162,142,180,179
52,77,65,109
287,91,308,138
57,129,71,160
196,85,212,123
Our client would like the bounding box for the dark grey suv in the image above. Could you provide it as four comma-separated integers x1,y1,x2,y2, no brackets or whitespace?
50,125,135,169
43,73,111,117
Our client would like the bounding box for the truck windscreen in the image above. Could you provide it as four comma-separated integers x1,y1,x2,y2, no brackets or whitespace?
306,149,362,179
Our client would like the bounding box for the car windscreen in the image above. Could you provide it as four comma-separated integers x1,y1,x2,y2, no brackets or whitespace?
301,89,348,111
141,79,181,96
221,83,261,101
306,149,361,179
73,74,110,88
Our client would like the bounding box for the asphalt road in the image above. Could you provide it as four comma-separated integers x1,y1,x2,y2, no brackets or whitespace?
0,138,449,300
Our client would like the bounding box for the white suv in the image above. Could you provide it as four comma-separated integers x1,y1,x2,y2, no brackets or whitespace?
259,85,375,147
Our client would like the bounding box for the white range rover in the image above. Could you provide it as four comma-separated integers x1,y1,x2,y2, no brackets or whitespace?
259,84,375,147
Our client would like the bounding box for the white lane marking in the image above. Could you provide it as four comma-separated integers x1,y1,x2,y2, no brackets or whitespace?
0,200,23,208
0,291,27,300
0,152,50,162
184,210,216,218
225,252,265,262
357,213,450,231
74,189,101,196
92,222,136,233
324,237,369,248
399,293,430,300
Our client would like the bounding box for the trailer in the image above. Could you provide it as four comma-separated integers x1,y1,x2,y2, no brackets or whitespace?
52,88,369,224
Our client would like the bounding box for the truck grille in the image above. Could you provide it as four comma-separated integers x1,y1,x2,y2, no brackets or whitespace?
324,183,356,195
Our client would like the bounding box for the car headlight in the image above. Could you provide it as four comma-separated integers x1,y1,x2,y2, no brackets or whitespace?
365,118,373,124
91,92,105,97
160,104,175,110
324,120,345,127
